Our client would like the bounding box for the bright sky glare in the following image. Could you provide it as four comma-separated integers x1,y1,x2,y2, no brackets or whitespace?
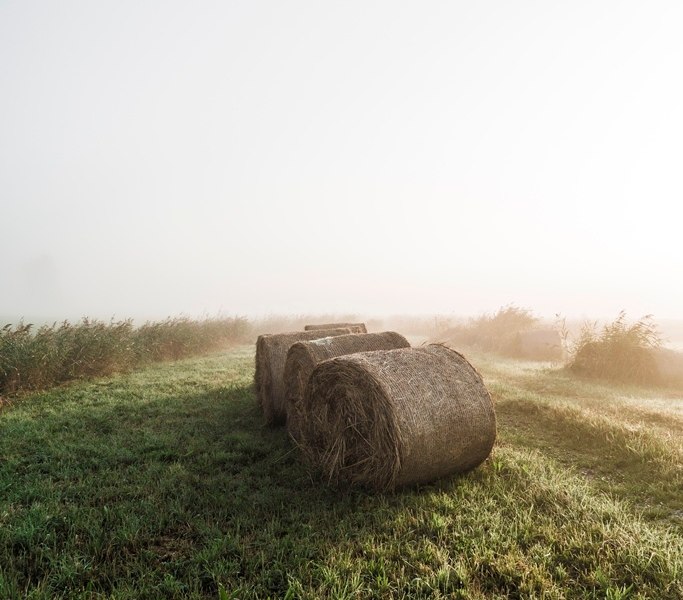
1,1,682,321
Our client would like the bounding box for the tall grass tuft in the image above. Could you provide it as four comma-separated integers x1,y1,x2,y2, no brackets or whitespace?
568,311,661,384
0,316,249,396
439,305,539,355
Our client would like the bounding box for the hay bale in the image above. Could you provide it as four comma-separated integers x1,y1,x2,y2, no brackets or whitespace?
301,344,496,490
284,332,411,445
304,323,367,333
254,328,353,425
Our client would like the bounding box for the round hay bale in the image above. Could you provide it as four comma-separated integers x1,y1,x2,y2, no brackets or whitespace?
284,332,411,445
304,323,367,333
301,344,496,490
254,328,353,426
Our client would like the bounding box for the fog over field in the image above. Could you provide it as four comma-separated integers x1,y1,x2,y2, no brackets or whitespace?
2,1,682,323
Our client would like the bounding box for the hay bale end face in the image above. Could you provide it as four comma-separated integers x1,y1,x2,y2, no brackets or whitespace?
254,328,353,425
304,323,367,333
283,332,410,445
302,344,496,490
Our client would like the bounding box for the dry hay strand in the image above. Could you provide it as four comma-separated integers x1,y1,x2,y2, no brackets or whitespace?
254,328,353,425
283,332,410,446
301,344,496,491
304,323,367,333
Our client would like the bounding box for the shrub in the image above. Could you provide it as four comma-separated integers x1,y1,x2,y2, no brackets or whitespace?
440,305,540,356
568,312,661,384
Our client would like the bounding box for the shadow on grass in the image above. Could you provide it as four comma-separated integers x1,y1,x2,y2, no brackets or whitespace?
3,375,682,599
496,397,683,523
1,380,451,598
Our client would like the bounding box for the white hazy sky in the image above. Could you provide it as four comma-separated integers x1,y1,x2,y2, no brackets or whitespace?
1,1,682,321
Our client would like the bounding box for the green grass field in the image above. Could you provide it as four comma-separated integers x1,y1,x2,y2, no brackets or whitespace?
1,346,682,599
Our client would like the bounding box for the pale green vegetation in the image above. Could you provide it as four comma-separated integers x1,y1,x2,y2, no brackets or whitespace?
1,345,681,598
441,307,683,386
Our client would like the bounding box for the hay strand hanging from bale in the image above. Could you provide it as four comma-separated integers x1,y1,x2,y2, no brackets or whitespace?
254,328,354,425
301,344,496,490
304,323,367,333
284,332,411,445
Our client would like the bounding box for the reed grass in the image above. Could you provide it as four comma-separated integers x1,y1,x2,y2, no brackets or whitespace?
0,316,249,396
438,305,540,356
568,311,662,384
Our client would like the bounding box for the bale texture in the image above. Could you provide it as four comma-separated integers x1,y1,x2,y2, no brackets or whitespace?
284,332,410,445
304,323,367,333
255,328,353,425
302,344,496,490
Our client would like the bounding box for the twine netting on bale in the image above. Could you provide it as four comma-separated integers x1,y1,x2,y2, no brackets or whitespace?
304,323,367,333
254,328,354,426
283,332,411,445
301,344,496,491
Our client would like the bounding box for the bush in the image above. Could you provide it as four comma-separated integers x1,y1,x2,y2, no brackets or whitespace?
568,312,661,384
440,305,540,355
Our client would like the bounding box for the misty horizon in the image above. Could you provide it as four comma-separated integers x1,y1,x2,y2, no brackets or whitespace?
2,2,682,322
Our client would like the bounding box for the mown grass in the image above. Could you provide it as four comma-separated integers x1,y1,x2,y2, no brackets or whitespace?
1,347,682,598
476,353,683,524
